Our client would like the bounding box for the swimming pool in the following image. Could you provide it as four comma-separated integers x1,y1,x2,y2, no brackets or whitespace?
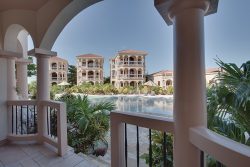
88,95,173,118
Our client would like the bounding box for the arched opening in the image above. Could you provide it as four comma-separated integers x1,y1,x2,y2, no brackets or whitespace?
129,68,136,78
130,81,136,87
120,82,123,87
52,82,57,86
82,71,86,78
51,63,57,70
52,72,58,80
166,79,172,86
88,71,94,79
3,24,35,101
88,60,94,68
129,56,135,64
138,69,142,78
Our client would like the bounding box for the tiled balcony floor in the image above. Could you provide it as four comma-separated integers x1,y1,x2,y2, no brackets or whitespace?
0,143,103,167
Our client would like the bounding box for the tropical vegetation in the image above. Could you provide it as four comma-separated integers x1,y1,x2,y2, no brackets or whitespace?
207,59,250,145
27,57,37,77
67,65,77,85
141,131,173,167
59,94,115,156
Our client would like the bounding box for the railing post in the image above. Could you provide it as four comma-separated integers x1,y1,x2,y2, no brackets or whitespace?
111,112,125,167
57,102,67,156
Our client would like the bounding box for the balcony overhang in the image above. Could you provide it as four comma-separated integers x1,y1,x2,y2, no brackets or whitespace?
154,0,219,26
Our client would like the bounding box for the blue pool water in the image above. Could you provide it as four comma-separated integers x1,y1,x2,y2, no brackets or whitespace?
88,95,173,118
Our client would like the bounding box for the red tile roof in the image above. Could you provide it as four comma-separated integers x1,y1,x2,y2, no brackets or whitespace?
206,67,221,73
50,56,68,63
77,54,103,58
151,70,173,76
118,50,147,55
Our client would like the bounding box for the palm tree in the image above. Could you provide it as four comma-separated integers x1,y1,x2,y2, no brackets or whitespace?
207,59,250,145
59,94,116,154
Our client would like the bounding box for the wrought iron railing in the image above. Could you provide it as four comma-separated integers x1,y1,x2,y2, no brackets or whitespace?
10,101,37,135
110,111,174,167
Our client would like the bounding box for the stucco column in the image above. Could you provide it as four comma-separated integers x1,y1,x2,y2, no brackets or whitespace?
7,58,18,100
16,58,32,99
172,3,208,167
86,70,89,80
0,51,22,142
36,55,51,100
28,48,56,142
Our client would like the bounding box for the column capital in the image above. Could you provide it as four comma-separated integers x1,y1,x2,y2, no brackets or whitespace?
154,0,218,25
0,50,22,59
28,48,57,58
15,58,33,64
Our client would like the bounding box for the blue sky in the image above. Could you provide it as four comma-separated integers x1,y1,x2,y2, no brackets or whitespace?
29,0,250,76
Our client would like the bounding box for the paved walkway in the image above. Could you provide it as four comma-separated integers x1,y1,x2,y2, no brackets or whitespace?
0,143,104,167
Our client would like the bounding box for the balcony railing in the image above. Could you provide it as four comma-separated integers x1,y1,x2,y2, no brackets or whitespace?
115,61,143,67
110,111,174,167
118,74,143,79
51,77,57,80
190,127,250,167
110,111,250,167
7,100,67,156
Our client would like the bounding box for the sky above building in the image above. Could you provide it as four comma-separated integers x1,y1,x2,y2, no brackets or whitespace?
29,0,250,77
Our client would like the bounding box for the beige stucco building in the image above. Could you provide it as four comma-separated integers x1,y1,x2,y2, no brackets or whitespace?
110,50,147,89
49,56,68,85
149,68,221,89
205,67,221,85
149,70,173,89
77,54,104,85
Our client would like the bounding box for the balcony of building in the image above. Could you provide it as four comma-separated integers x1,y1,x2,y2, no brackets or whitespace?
116,61,144,67
51,63,58,70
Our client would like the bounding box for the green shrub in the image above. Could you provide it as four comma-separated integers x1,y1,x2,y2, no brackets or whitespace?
141,131,173,167
59,94,115,155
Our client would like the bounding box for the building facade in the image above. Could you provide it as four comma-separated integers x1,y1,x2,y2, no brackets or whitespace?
77,54,104,85
110,50,147,89
148,70,173,89
205,67,221,85
49,56,68,85
149,68,221,89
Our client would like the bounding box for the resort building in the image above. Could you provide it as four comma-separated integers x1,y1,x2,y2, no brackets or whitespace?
206,67,221,85
149,68,221,88
49,56,68,85
148,70,173,89
77,54,104,85
0,1,248,167
110,50,147,89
